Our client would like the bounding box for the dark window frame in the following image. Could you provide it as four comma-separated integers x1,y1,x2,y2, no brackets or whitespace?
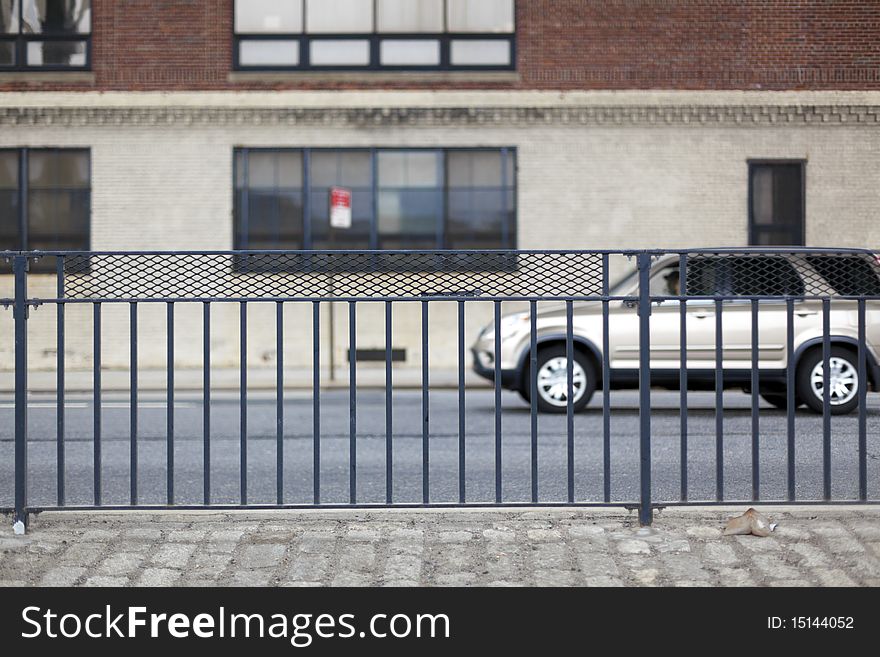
232,0,516,72
0,1,92,71
0,147,92,272
233,146,517,252
747,159,806,247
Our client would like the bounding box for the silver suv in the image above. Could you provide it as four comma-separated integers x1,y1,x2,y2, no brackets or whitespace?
472,252,880,415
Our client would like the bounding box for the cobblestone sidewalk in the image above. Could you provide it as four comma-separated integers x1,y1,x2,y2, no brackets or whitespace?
1,507,879,587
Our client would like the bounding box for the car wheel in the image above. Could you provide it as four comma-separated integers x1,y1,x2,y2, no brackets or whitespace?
796,346,860,415
525,345,596,413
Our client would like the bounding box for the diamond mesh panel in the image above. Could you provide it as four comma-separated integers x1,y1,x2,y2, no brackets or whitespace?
56,252,605,300
684,252,880,297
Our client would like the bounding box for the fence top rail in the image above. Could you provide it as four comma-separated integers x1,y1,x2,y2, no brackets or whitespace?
1,247,877,257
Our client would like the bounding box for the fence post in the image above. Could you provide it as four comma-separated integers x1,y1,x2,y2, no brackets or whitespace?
637,252,653,526
13,255,28,533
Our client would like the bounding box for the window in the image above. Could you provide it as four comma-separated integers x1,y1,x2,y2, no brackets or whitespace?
0,148,91,272
233,0,515,71
0,0,91,70
234,148,516,252
748,161,805,246
686,256,806,297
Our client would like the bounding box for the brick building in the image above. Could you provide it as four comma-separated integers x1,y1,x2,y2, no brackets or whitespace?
1,0,880,377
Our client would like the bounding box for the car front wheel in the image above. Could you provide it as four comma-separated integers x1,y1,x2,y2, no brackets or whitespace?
523,345,596,413
796,346,860,415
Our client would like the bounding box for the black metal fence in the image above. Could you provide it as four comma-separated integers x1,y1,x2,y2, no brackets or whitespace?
2,248,879,529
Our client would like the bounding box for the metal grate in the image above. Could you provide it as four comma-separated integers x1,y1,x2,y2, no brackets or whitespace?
54,251,606,300
684,251,880,297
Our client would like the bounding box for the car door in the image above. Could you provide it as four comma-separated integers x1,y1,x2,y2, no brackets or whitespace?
683,255,806,371
608,262,685,370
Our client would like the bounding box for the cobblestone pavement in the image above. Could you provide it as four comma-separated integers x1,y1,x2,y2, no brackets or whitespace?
1,507,879,587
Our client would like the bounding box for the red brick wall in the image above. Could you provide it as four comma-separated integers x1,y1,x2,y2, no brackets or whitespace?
3,0,880,91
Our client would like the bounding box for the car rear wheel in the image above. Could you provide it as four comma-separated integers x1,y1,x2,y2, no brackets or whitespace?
523,345,596,413
796,346,860,415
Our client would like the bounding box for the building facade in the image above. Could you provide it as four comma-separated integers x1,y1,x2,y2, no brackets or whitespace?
2,0,880,378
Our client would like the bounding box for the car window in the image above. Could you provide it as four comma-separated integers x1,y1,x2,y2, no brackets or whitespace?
649,266,680,296
686,256,805,297
805,255,880,296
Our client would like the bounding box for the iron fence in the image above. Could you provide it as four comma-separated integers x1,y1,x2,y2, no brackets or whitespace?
2,248,879,530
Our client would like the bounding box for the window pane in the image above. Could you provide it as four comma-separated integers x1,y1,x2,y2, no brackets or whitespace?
377,151,442,249
309,151,372,250
28,150,89,189
239,39,299,66
378,151,440,187
446,150,514,249
376,0,443,32
450,39,510,65
0,150,17,188
749,163,803,246
27,189,90,250
447,150,503,187
309,39,370,65
235,0,302,33
0,151,18,250
26,40,87,66
235,151,304,250
380,39,440,65
447,0,514,33
305,0,372,33
1,0,18,33
0,41,14,64
22,0,90,34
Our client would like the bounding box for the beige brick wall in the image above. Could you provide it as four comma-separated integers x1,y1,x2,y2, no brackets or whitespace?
1,90,879,378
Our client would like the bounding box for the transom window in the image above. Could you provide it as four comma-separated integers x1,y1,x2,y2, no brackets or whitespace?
233,0,515,71
0,0,91,70
234,147,516,251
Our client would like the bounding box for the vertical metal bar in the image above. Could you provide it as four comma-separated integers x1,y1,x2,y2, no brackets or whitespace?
385,301,393,504
313,301,321,505
822,298,831,501
529,300,538,504
715,298,723,502
636,253,652,526
786,298,796,501
13,256,27,528
56,257,65,507
203,302,211,506
166,302,174,505
240,301,247,505
750,298,760,501
494,300,502,504
130,302,138,506
93,302,101,506
276,301,284,505
857,299,867,501
566,300,574,504
679,254,688,502
421,300,429,504
601,254,611,503
349,301,357,504
458,300,466,504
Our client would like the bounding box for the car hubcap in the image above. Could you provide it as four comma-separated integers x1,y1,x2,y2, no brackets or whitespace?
810,357,858,406
536,357,587,407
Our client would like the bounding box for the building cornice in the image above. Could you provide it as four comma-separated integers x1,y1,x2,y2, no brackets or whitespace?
1,103,879,127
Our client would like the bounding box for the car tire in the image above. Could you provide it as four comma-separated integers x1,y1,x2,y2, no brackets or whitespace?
523,345,596,414
796,346,860,415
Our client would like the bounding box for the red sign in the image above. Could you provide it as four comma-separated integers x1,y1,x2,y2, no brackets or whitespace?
329,187,352,229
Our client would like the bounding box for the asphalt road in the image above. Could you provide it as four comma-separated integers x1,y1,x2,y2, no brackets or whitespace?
2,389,879,508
